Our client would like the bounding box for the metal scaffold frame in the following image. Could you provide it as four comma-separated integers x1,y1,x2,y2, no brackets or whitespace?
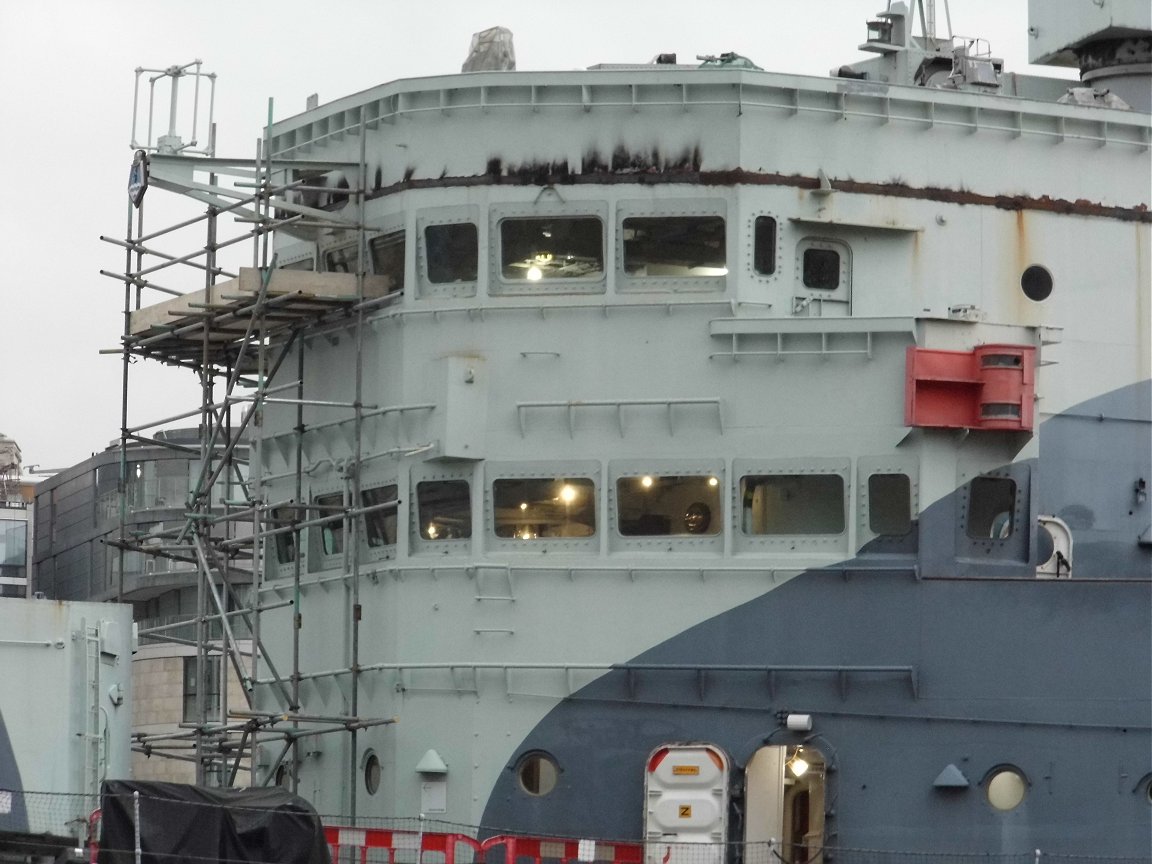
102,98,390,808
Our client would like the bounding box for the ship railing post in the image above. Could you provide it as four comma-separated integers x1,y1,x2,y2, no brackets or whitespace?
132,791,141,864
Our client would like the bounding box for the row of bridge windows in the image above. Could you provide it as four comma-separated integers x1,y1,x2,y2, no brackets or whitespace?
282,213,849,296
270,472,1019,565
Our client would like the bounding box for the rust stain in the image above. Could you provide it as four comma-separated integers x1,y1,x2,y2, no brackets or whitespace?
365,160,1152,224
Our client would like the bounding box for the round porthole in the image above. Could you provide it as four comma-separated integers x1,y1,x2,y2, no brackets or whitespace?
986,766,1028,811
1020,265,1053,302
516,751,559,796
363,751,381,795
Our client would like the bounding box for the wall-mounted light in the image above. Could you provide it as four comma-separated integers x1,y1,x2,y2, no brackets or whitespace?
785,713,813,732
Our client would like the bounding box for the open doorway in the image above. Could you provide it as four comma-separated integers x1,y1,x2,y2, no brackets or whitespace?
744,745,826,863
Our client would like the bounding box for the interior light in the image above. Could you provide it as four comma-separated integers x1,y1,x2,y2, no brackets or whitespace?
641,476,654,489
426,523,439,539
526,265,543,281
789,755,809,778
559,484,577,504
708,477,719,487
519,502,528,511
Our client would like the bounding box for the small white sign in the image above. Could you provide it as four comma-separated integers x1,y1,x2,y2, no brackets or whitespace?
420,779,447,813
0,790,11,815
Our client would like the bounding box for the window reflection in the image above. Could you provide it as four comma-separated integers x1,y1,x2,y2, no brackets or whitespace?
501,217,603,280
616,475,721,537
369,231,405,294
741,475,845,535
426,223,478,283
362,484,398,547
417,480,471,540
493,478,595,539
867,473,912,536
313,492,344,556
622,216,726,276
967,476,1016,539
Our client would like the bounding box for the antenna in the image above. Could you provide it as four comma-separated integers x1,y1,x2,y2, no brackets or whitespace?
130,60,216,156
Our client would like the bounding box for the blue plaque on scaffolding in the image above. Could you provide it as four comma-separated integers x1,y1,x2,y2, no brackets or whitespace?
128,149,149,207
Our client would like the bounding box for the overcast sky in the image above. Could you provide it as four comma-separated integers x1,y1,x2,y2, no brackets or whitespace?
0,1,1071,472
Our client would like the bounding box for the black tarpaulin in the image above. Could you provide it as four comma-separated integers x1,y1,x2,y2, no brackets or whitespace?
98,781,330,864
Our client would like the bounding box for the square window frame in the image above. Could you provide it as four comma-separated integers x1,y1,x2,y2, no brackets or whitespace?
607,459,725,554
485,461,602,554
616,199,730,295
490,202,609,296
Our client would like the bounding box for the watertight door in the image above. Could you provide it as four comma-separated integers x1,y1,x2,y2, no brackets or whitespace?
644,744,729,864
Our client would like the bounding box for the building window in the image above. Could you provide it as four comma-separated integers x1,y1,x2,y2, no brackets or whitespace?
753,216,777,275
417,480,471,540
868,473,912,536
182,655,221,723
616,475,721,537
501,217,603,281
622,216,726,276
426,223,478,283
966,476,1016,539
741,475,845,535
369,231,406,294
280,257,315,272
517,752,559,796
493,478,595,539
313,493,344,556
802,248,840,289
362,484,398,547
0,519,27,582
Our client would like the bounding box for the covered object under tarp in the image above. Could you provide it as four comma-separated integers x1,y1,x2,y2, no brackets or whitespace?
98,781,331,864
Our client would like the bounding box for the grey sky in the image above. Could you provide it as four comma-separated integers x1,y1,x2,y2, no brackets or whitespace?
0,1,1070,471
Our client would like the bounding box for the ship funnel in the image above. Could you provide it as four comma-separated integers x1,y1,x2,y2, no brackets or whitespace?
462,27,516,72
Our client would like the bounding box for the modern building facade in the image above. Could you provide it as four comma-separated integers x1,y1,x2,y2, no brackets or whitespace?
32,429,251,783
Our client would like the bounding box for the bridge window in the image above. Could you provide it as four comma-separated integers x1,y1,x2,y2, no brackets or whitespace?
417,480,472,540
280,257,314,272
426,222,478,283
270,506,299,564
370,231,406,294
500,217,604,281
313,492,344,556
616,474,721,536
754,216,777,275
324,244,359,273
966,476,1016,539
741,474,845,535
362,484,398,548
623,216,726,276
493,477,595,539
868,473,912,536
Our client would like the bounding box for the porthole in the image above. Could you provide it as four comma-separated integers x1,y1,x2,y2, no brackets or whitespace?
1020,265,1052,302
363,751,381,795
985,766,1027,811
516,751,559,796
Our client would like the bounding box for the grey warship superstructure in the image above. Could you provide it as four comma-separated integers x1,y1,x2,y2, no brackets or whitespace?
31,1,1152,859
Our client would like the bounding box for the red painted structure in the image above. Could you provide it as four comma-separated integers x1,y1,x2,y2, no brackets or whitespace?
905,344,1036,432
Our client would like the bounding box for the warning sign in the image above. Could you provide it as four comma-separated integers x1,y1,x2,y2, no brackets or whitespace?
672,765,700,776
678,805,692,819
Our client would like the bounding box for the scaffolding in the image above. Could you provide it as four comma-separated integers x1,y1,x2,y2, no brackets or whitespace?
101,68,392,806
